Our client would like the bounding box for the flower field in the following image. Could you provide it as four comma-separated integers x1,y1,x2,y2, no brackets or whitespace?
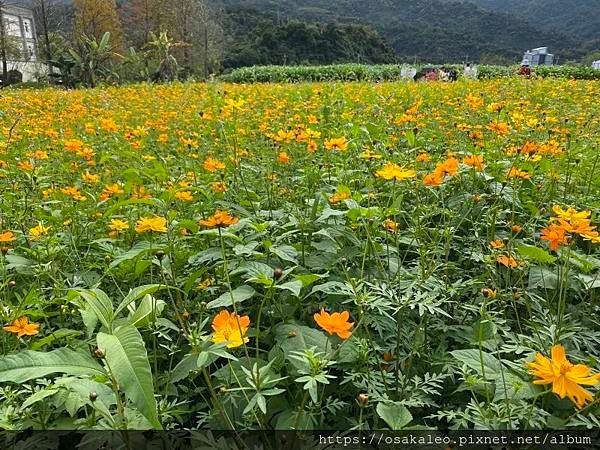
1,78,600,432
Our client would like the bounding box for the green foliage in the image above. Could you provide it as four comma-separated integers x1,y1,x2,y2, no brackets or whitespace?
221,63,600,83
223,10,396,69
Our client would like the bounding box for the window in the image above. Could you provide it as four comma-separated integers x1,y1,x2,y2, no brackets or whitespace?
4,15,21,37
27,43,36,61
23,19,33,38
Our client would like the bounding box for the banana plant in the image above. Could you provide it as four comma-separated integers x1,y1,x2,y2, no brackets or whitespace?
0,284,167,429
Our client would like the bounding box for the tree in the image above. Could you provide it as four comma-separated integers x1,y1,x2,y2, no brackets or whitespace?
119,0,169,49
73,0,123,51
30,0,71,74
120,0,224,78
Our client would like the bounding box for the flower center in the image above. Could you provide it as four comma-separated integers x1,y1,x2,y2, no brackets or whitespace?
559,361,573,374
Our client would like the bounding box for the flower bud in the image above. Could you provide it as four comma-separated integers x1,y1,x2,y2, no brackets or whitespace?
273,268,283,280
481,288,497,299
357,394,369,406
89,392,98,402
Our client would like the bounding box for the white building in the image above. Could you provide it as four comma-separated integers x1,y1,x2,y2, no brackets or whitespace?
592,60,600,70
1,4,44,83
522,47,555,66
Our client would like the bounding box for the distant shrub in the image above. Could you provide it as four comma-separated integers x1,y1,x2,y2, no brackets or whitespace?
220,63,600,83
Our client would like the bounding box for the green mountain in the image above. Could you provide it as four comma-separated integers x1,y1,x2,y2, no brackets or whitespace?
461,0,600,41
220,0,594,63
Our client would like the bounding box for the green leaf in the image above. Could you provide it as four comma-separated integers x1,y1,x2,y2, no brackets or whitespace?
127,295,165,328
273,324,328,366
517,244,556,264
451,349,503,379
376,402,413,430
275,280,303,297
110,242,161,269
528,266,559,290
0,348,105,383
72,288,114,331
207,285,256,309
30,329,83,351
115,284,166,317
22,388,59,409
293,273,326,287
171,354,200,383
97,325,161,429
270,245,299,264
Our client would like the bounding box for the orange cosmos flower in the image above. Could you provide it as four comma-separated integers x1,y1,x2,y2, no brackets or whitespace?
423,171,443,186
487,121,511,135
416,152,430,163
314,309,354,340
507,167,530,180
383,219,399,232
463,154,484,171
497,255,519,268
307,140,318,153
435,157,459,176
211,310,250,348
82,171,100,184
278,152,290,164
489,240,505,249
0,230,15,243
100,183,124,201
540,224,569,252
203,157,226,172
199,210,239,228
324,137,348,151
528,344,600,409
3,317,39,337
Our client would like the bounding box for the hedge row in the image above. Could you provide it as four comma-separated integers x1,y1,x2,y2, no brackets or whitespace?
220,63,600,83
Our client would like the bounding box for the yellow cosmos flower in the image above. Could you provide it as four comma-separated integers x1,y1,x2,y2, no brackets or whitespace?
528,344,600,409
203,157,226,172
108,219,129,233
376,163,416,181
175,191,194,201
324,137,348,151
29,223,50,239
135,216,167,233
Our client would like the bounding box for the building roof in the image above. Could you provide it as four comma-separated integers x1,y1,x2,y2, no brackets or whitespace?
1,3,35,17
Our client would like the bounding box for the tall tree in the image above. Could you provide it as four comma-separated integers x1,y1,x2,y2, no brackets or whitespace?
120,0,223,77
73,0,123,51
30,0,70,73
